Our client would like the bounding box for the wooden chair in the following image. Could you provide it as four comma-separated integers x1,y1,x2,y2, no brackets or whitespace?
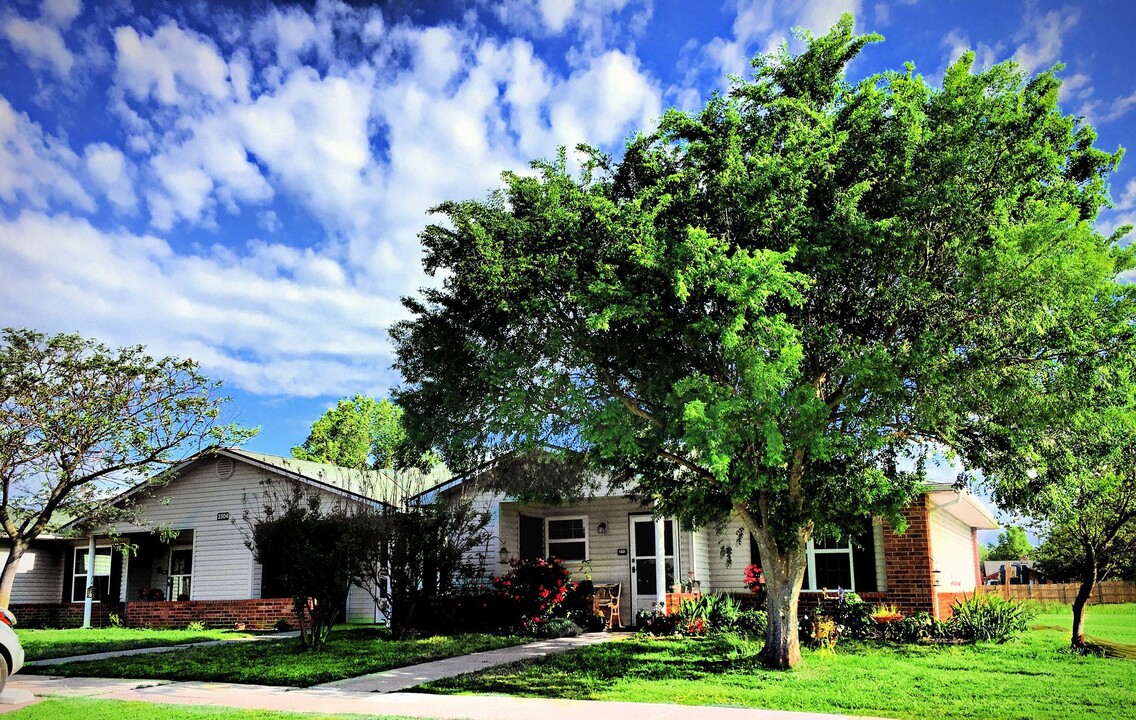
606,582,623,628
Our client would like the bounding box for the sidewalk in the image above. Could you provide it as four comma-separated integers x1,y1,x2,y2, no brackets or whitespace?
8,675,886,720
316,631,623,692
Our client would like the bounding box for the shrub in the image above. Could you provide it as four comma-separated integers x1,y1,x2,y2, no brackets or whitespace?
949,593,1035,643
531,617,582,638
636,608,680,636
493,557,584,634
676,594,742,634
186,621,206,632
736,609,768,636
832,593,874,639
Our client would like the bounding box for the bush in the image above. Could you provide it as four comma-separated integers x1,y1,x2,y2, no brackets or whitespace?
736,609,768,636
493,557,593,634
186,621,206,632
675,594,743,634
832,593,874,639
636,609,680,636
949,593,1035,643
531,617,582,638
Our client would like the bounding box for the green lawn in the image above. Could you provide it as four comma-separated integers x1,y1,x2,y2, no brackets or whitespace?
26,626,526,687
423,604,1136,720
18,627,253,661
6,697,410,720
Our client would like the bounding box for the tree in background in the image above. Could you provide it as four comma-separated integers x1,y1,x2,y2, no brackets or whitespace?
0,328,252,608
985,526,1033,561
979,341,1136,649
292,395,407,470
392,17,1131,667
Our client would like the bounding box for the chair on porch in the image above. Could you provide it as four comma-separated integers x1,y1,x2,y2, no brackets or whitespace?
594,583,623,629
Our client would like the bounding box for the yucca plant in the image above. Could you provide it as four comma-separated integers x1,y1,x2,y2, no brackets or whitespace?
949,593,1035,643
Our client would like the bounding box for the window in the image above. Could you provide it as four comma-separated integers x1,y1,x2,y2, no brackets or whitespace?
546,517,588,561
71,546,112,603
803,537,854,591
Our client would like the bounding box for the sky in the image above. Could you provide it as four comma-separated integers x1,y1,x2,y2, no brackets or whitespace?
2,0,1135,476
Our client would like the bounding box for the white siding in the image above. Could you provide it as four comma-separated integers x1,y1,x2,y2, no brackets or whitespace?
930,506,978,591
1,544,65,603
103,457,378,615
707,520,753,592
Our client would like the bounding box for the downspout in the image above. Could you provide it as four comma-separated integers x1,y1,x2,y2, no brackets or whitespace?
654,518,667,613
82,535,95,629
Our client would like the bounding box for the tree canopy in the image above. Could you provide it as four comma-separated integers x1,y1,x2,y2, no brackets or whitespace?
985,526,1033,561
292,395,408,470
392,16,1132,667
0,327,253,607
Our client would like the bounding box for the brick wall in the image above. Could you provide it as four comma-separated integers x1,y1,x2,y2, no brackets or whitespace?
881,496,939,618
971,528,982,587
10,602,125,628
125,599,298,630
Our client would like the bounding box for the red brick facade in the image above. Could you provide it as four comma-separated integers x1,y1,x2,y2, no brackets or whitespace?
125,599,298,630
881,495,938,617
10,602,125,628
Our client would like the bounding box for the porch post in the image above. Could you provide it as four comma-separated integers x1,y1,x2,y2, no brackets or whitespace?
654,517,667,612
82,535,95,628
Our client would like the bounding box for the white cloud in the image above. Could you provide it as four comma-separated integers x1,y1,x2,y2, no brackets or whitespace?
1011,4,1079,74
113,24,232,106
84,142,136,212
0,212,402,397
41,0,81,28
494,0,652,58
940,28,999,70
2,14,74,77
0,97,92,211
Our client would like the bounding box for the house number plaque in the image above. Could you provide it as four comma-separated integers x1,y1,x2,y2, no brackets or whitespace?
617,548,628,556
216,512,230,521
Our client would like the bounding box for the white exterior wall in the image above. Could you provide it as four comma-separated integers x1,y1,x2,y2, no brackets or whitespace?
106,457,380,618
0,545,65,603
929,506,978,592
706,519,753,592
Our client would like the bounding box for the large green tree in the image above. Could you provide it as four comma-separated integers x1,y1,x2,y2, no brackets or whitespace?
292,395,408,470
0,328,252,608
392,17,1132,667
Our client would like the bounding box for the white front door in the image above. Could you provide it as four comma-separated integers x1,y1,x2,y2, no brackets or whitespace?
629,516,677,618
168,545,192,601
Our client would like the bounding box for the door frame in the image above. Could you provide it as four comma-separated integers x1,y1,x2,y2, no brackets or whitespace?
628,514,679,618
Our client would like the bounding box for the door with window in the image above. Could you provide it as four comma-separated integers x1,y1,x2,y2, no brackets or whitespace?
629,516,676,617
71,546,112,603
168,545,193,601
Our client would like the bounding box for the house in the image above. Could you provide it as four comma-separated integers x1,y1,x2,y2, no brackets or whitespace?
2,447,444,629
417,474,1000,623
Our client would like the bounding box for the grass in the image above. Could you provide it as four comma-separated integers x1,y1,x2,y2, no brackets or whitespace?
18,627,253,661
5,697,412,720
423,603,1136,720
26,626,526,687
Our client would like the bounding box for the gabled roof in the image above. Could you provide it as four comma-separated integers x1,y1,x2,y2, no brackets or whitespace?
62,446,453,531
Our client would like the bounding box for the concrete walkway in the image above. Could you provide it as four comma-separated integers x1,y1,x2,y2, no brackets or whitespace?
7,675,885,720
25,631,300,667
317,631,623,692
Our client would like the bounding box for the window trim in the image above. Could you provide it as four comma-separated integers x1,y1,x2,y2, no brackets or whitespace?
545,515,589,562
71,545,113,603
804,537,856,592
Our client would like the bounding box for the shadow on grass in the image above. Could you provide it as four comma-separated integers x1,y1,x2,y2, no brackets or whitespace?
420,637,753,698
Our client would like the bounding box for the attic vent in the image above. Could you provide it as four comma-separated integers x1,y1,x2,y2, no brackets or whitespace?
216,457,235,479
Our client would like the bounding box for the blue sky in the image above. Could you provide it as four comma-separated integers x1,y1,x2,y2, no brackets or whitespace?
2,0,1135,469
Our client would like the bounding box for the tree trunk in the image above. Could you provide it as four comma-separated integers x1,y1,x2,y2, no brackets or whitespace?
750,523,808,669
0,542,27,610
1071,544,1098,650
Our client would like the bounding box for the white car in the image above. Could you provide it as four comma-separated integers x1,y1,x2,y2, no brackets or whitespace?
0,608,24,692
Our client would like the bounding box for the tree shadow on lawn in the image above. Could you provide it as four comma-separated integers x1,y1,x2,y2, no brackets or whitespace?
419,637,747,698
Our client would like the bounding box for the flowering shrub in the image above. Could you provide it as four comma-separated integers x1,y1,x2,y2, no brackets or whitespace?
743,564,764,592
493,557,579,633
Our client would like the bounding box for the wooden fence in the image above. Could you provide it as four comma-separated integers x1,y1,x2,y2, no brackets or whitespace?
976,580,1136,605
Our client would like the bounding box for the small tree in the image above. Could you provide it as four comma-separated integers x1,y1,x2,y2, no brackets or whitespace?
352,499,491,638
0,328,251,608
